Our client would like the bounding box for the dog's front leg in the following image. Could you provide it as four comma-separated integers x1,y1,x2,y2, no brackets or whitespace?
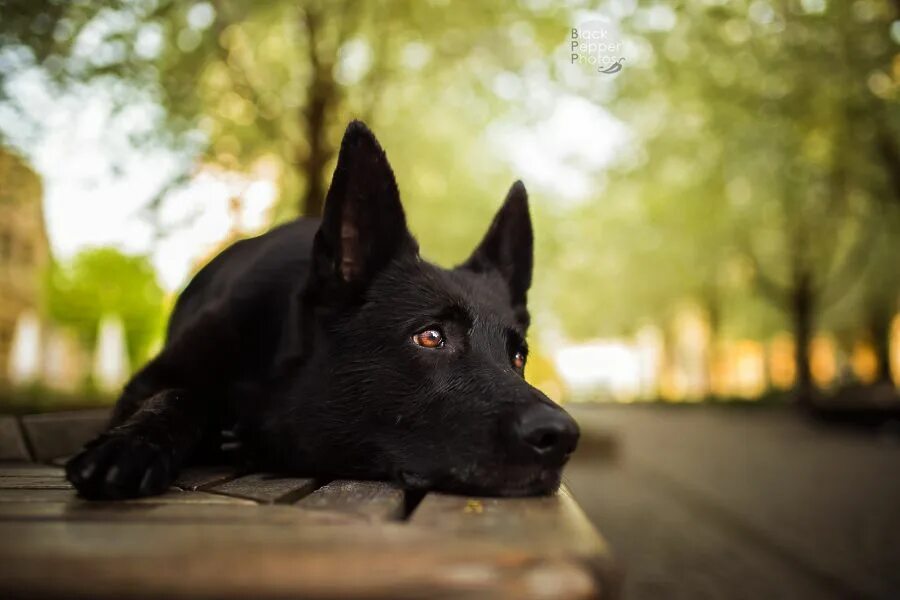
67,302,240,499
66,388,207,500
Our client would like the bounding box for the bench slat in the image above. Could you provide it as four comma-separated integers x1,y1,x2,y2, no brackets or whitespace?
296,480,405,521
174,466,238,491
0,464,64,477
0,489,255,505
20,410,110,461
0,417,31,461
0,408,620,598
411,485,606,555
0,520,602,599
0,476,72,490
206,474,317,504
0,502,353,524
0,463,69,489
410,485,619,596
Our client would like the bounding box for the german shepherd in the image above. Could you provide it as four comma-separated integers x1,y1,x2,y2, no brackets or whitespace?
66,121,579,499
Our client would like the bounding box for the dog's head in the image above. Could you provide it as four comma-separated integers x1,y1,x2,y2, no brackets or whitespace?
273,121,578,496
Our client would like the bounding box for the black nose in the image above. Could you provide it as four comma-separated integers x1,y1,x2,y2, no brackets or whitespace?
514,404,580,465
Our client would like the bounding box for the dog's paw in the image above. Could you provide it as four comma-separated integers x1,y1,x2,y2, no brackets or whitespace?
65,432,174,500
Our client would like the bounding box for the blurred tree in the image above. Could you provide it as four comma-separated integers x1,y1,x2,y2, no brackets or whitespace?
0,0,567,217
44,247,166,368
596,0,900,400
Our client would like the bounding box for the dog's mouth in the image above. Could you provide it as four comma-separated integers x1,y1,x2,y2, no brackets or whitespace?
395,464,563,497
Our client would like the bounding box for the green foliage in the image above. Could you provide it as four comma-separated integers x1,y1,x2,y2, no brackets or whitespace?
44,247,166,366
557,0,900,347
0,0,570,212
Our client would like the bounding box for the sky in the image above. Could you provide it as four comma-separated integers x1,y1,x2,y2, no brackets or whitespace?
1,71,278,290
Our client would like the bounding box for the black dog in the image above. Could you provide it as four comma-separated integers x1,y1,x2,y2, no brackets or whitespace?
66,121,579,499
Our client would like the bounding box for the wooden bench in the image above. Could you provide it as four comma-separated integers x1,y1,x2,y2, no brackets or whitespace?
0,410,619,599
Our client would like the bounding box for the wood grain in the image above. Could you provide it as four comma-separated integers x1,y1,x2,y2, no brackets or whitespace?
0,520,602,599
0,489,255,505
173,466,238,491
0,476,72,490
410,485,620,597
296,480,405,521
206,474,318,503
0,463,64,477
0,502,352,525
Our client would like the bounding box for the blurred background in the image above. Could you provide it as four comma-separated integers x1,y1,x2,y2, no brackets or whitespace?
2,1,900,597
1,0,899,411
0,0,898,410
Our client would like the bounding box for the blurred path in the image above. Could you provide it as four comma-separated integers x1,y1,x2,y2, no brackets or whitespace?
565,406,900,600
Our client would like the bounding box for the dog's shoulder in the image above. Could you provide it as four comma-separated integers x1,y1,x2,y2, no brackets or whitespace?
167,218,321,339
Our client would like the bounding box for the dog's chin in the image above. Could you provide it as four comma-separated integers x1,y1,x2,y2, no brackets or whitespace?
396,466,563,497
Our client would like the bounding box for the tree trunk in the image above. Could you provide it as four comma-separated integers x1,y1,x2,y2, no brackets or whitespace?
704,288,721,398
869,303,895,385
298,7,338,217
299,87,333,217
791,273,816,405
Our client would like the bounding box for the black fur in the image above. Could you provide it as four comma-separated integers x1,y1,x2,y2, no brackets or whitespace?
66,121,579,499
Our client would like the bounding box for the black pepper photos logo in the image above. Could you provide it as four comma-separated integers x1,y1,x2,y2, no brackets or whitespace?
571,19,625,76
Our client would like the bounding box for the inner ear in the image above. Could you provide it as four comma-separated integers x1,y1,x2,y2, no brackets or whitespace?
340,202,361,282
460,180,534,309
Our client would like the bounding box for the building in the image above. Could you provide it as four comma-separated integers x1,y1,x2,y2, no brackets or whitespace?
0,148,50,382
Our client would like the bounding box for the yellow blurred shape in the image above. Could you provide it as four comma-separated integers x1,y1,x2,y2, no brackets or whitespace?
892,315,900,387
660,307,709,401
711,340,765,399
851,341,878,384
730,340,766,399
768,333,795,389
708,348,728,397
658,362,680,402
525,346,567,404
810,335,836,387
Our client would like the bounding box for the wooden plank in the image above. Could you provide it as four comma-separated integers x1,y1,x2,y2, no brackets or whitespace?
0,476,72,490
206,473,318,504
112,491,257,506
0,520,602,599
0,463,69,489
0,417,30,461
0,489,81,503
20,409,110,461
0,463,64,477
0,457,618,598
410,485,620,596
0,489,255,505
0,502,352,525
173,466,237,491
296,480,405,521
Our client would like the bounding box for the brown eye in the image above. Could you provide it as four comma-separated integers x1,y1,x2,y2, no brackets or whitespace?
512,350,526,370
413,328,444,349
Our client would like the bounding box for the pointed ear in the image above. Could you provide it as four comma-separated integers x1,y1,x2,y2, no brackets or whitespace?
460,181,533,310
309,121,417,299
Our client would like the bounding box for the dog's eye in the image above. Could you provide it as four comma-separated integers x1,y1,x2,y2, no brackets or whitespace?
512,350,526,370
413,328,444,349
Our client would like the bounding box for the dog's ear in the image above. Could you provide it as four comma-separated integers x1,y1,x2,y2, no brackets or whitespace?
309,121,416,298
460,180,533,310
